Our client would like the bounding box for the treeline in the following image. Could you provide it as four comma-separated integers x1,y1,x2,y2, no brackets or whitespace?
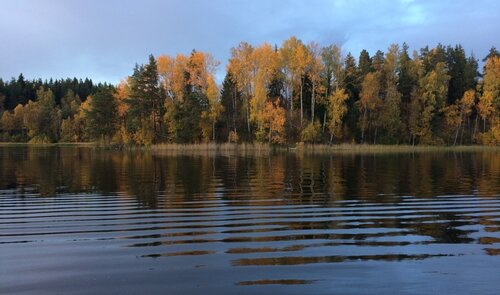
0,76,112,143
0,37,499,145
0,75,110,110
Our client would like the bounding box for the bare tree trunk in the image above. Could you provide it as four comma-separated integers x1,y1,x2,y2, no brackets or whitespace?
460,118,465,145
322,112,327,133
311,82,315,123
233,88,237,133
246,97,250,134
212,122,215,142
361,108,367,144
453,121,461,146
323,87,329,134
300,77,303,125
472,115,478,141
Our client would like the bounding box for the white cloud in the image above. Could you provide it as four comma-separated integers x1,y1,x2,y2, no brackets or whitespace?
0,0,498,83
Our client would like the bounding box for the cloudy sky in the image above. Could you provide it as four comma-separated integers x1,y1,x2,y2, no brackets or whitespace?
1,0,499,83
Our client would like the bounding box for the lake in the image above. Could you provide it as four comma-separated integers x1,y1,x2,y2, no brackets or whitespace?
0,147,499,294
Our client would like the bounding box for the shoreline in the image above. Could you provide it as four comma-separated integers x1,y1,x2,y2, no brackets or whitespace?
1,142,498,154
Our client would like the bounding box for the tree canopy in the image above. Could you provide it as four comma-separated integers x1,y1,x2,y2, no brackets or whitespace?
1,39,499,145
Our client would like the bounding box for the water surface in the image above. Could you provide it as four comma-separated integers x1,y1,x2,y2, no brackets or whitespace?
0,147,499,294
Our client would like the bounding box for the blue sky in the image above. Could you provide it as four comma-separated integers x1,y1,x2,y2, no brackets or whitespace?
1,0,499,83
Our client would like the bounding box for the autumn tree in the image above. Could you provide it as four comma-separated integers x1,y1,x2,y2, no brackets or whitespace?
478,90,495,132
378,44,403,143
200,77,224,141
227,42,255,135
250,43,278,142
23,87,61,143
320,44,344,132
60,90,81,120
442,102,461,145
110,80,132,144
482,56,500,113
307,42,324,123
478,55,500,144
303,43,345,142
327,88,348,144
161,54,190,142
358,72,381,143
456,89,476,144
293,40,311,124
1,104,26,141
58,89,83,142
162,51,220,143
279,36,300,111
379,85,403,143
415,62,450,144
263,100,286,144
408,89,422,145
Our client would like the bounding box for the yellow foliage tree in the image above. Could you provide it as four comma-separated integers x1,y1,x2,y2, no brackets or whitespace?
358,72,381,143
327,88,349,144
307,42,324,123
479,56,500,133
228,42,255,133
477,56,500,144
455,89,475,144
250,43,278,141
293,41,312,124
264,100,286,144
415,62,450,144
200,76,224,141
442,103,461,144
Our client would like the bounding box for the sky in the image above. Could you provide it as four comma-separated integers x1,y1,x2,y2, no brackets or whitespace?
1,0,499,84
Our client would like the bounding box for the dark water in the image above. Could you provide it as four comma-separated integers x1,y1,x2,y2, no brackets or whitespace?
0,147,499,294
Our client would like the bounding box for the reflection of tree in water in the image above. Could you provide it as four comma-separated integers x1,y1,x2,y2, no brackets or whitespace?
122,153,165,208
33,149,58,196
408,212,475,243
213,155,252,197
0,147,499,205
2,146,500,269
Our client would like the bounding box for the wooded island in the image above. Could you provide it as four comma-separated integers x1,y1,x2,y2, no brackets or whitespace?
1,37,499,146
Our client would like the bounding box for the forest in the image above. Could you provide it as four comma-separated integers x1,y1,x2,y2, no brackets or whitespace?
0,37,499,146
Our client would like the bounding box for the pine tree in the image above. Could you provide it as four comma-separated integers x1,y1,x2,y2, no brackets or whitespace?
127,55,165,144
85,88,117,142
343,53,360,138
358,49,372,78
220,71,242,141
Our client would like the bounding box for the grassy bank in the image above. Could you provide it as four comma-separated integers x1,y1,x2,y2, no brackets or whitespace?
292,143,500,154
149,143,500,155
1,141,498,154
0,142,95,147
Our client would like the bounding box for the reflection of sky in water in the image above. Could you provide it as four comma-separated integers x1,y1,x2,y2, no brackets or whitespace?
0,148,499,294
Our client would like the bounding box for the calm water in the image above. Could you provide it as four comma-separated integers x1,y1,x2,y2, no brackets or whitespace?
0,147,499,294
